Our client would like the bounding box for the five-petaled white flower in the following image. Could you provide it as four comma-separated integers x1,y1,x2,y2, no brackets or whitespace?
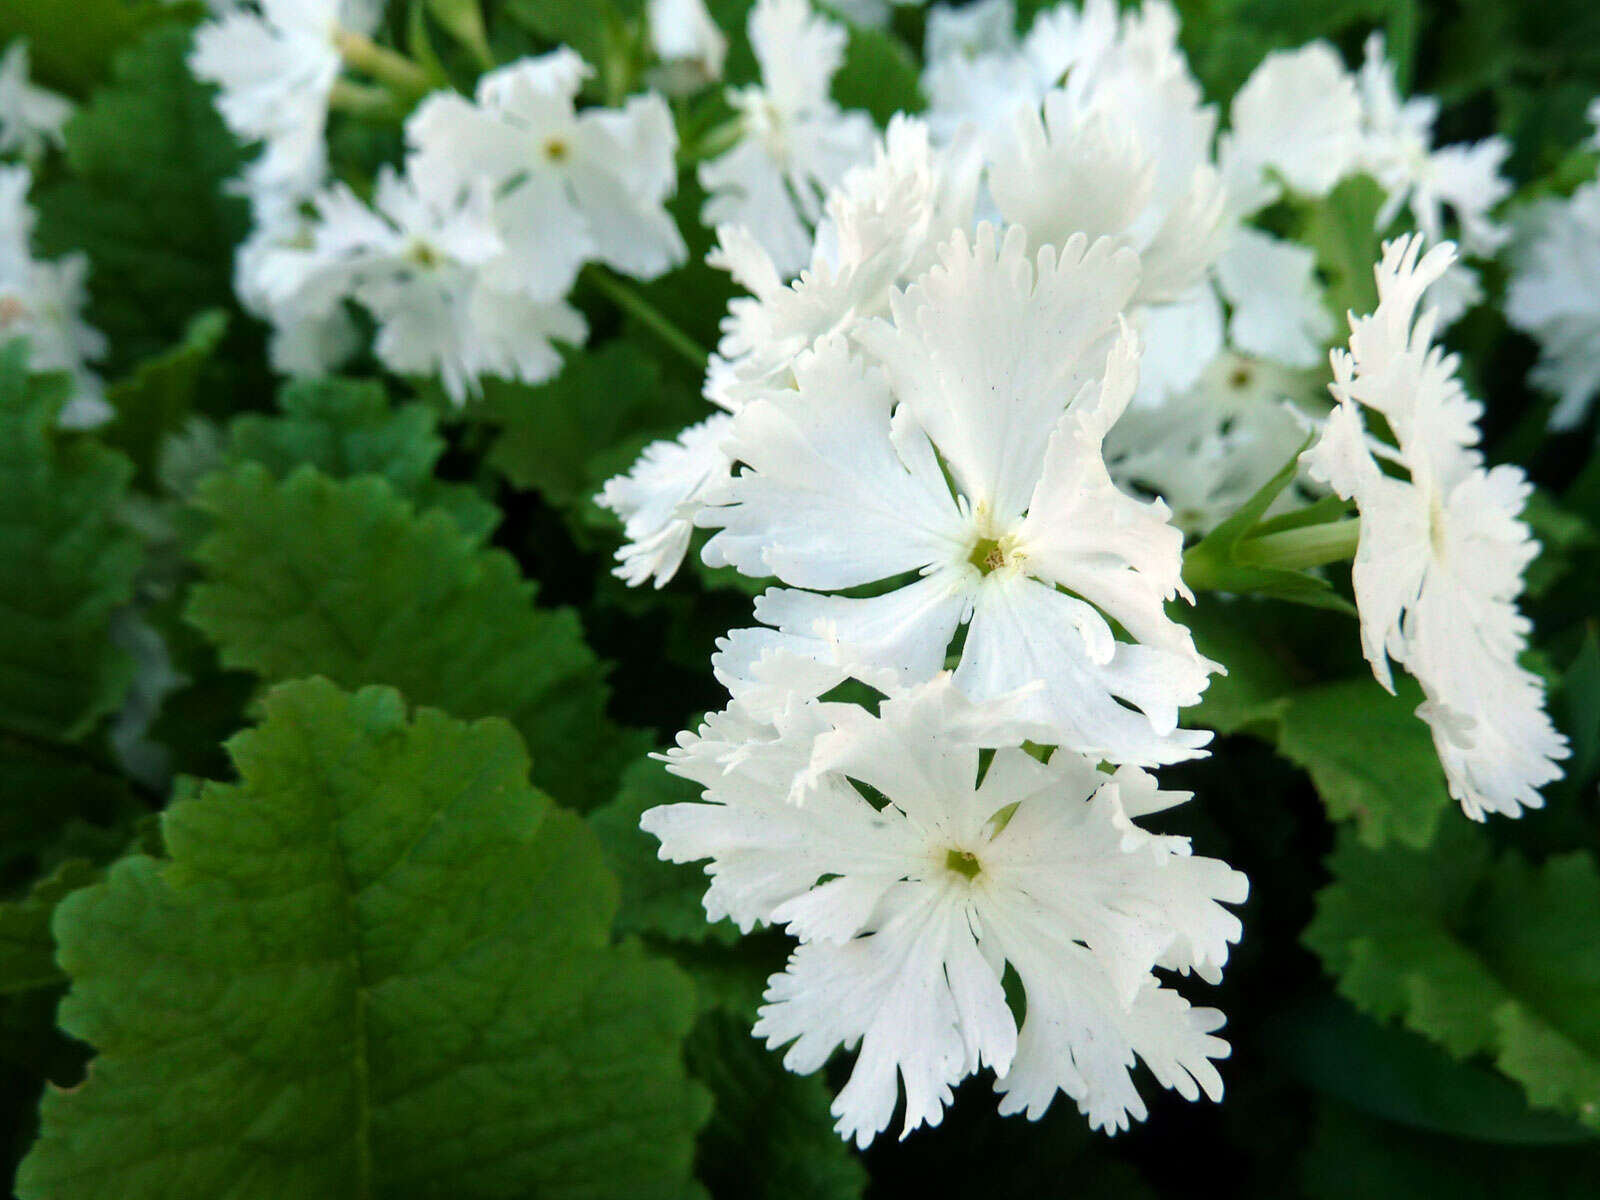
644,674,1248,1146
699,0,878,275
408,48,686,301
699,224,1217,765
1303,234,1569,819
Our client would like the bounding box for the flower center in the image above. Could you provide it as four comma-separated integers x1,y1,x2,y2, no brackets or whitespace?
404,238,443,268
542,137,570,163
0,295,28,327
968,535,1007,574
945,848,982,880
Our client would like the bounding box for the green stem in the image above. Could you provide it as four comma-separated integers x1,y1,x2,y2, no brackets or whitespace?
336,29,433,100
583,267,709,371
328,79,403,122
1233,518,1362,571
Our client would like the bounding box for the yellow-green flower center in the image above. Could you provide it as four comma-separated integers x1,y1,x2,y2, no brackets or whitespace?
945,848,981,879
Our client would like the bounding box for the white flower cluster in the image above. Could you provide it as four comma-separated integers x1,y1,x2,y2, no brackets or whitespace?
195,0,690,401
0,165,107,427
594,0,1570,1147
1505,102,1600,429
1305,235,1570,820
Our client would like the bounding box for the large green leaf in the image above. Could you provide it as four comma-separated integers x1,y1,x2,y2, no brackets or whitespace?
1306,826,1600,1132
0,0,176,95
17,679,709,1199
33,26,248,373
1273,676,1451,848
228,376,499,541
186,464,647,808
832,23,922,125
0,344,141,744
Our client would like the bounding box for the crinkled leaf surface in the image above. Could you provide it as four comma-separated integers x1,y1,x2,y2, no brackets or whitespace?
33,26,248,372
17,680,708,1200
1306,826,1600,1131
1274,676,1451,848
228,377,499,540
103,309,229,489
186,464,646,808
0,344,141,744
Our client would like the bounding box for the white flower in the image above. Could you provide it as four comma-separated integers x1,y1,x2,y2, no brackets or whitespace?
1213,226,1333,367
256,165,585,402
1108,351,1323,534
1303,235,1569,819
0,164,107,426
988,94,1228,304
190,0,383,199
699,0,877,275
598,413,736,588
648,0,728,94
644,674,1247,1145
1505,178,1600,429
700,225,1217,765
926,0,1017,63
408,49,686,299
601,116,980,588
0,41,74,160
1219,41,1362,217
1356,35,1511,258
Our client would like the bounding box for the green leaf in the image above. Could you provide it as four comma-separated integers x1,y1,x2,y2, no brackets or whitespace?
0,0,176,95
483,341,700,511
228,376,499,541
186,464,648,808
33,26,249,373
590,756,740,947
1306,826,1600,1131
1521,489,1597,600
102,309,229,489
0,343,141,744
0,860,102,998
17,679,709,1199
1556,627,1600,790
1274,676,1451,848
1272,997,1599,1145
687,1011,867,1200
832,23,922,125
1303,1101,1600,1200
1180,439,1355,612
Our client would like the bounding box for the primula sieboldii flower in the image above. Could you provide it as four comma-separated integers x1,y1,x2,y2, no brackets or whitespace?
0,41,73,160
408,49,686,300
1218,42,1363,218
699,0,877,275
647,0,729,94
600,116,981,587
190,0,385,200
699,224,1217,765
0,165,108,427
1505,176,1600,429
644,674,1247,1145
1107,351,1323,534
1356,35,1511,261
1303,235,1569,819
255,165,585,403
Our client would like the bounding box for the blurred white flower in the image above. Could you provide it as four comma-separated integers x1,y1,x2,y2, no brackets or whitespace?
408,49,686,300
1505,177,1600,429
1356,34,1511,258
254,165,585,402
699,0,877,275
0,40,74,160
1304,235,1569,819
648,0,728,94
0,164,107,426
644,674,1246,1145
